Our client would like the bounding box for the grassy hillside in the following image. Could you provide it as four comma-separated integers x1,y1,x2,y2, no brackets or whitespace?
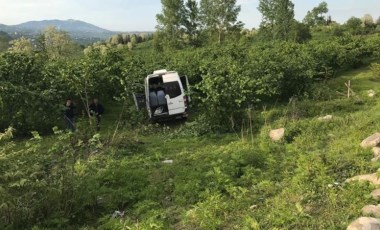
2,65,380,229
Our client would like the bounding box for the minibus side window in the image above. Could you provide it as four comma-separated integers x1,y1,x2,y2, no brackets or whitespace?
164,81,182,98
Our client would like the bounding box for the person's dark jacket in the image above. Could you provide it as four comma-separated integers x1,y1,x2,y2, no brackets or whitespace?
64,105,75,119
89,103,104,117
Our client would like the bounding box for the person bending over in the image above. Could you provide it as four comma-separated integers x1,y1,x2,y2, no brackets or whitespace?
89,98,104,131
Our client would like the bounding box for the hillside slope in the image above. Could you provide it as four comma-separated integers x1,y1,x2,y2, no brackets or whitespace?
2,65,380,229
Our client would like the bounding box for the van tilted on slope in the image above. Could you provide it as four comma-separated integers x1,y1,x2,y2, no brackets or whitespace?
133,70,190,121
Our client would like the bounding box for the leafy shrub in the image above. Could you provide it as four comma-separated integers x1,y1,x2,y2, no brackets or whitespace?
194,42,316,128
0,53,66,134
248,42,315,99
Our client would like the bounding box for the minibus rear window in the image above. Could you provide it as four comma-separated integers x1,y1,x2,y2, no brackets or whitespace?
164,81,182,98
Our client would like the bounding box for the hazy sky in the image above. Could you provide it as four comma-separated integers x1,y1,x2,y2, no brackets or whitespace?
0,0,379,31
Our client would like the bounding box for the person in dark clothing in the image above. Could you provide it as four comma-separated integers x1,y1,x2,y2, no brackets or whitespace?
89,98,104,131
64,99,76,132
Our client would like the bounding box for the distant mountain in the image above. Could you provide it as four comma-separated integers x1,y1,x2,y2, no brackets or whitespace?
16,19,112,33
0,19,120,44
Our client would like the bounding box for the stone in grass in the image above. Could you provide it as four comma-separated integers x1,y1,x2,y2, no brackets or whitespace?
162,160,173,164
361,133,380,149
346,173,380,186
249,205,258,210
371,148,380,162
371,189,380,200
363,205,380,218
373,147,380,157
347,217,380,230
318,115,333,121
371,156,380,162
269,128,285,142
368,90,376,98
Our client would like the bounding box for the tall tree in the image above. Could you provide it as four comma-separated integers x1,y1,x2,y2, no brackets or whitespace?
362,14,374,27
274,0,295,40
200,0,242,43
345,17,362,35
258,0,295,40
110,34,124,45
258,0,276,30
303,1,329,26
183,0,200,45
122,34,130,44
345,17,363,35
156,0,185,47
139,33,146,42
130,34,138,44
42,26,79,59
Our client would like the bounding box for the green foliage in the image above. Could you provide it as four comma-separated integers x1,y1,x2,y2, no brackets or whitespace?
41,26,82,59
2,63,380,229
2,8,380,228
307,35,369,80
165,41,316,128
183,0,201,45
200,0,242,43
107,33,150,47
249,42,315,98
366,34,380,58
291,21,312,43
196,44,255,127
345,17,363,35
2,29,379,133
303,1,329,26
155,0,242,47
258,0,295,41
362,14,375,29
8,37,34,54
156,0,186,48
0,53,66,134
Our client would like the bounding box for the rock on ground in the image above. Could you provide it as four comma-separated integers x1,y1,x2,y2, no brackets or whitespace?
371,157,380,162
371,189,380,200
361,133,380,149
347,217,380,230
318,115,333,121
368,90,376,98
346,173,380,186
363,205,380,218
269,128,285,142
373,147,380,157
162,160,173,164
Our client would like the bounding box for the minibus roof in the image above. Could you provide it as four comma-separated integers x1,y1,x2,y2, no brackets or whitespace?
147,71,178,79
